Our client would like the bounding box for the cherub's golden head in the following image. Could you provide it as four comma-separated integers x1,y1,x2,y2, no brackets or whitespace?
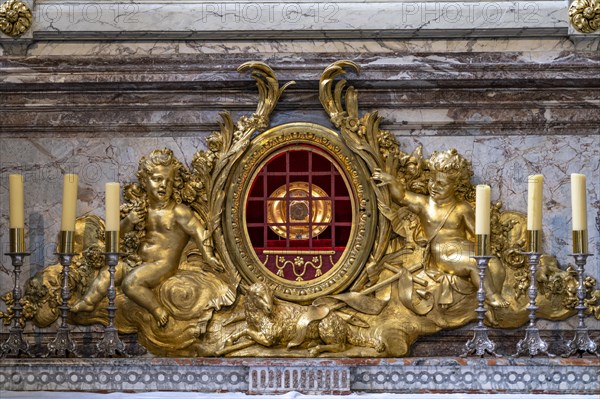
137,148,189,204
427,149,473,196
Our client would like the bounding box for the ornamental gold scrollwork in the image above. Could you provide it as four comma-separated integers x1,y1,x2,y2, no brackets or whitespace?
274,255,324,281
0,0,32,37
569,0,600,33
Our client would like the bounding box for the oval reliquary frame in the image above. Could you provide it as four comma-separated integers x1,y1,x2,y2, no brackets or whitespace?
224,122,377,302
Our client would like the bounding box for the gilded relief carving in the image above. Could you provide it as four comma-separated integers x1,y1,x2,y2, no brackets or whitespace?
1,61,598,358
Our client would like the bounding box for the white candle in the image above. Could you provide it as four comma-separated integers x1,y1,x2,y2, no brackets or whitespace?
105,182,120,231
571,173,587,231
475,185,491,235
61,174,78,231
527,174,543,231
9,174,24,229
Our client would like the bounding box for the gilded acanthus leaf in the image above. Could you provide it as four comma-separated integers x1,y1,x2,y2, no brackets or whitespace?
319,61,401,288
192,62,295,285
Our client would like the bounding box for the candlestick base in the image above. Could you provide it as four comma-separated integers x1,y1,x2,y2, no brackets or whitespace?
46,326,79,358
563,253,598,358
0,327,32,358
1,252,32,358
94,252,130,358
515,326,555,357
462,326,501,358
461,255,500,358
96,326,129,358
45,252,80,358
514,251,554,358
563,327,599,358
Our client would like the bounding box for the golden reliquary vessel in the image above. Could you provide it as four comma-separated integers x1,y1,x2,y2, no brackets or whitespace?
2,61,599,358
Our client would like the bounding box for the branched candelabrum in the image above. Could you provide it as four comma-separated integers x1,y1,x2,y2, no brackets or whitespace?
47,232,80,357
563,251,598,357
1,229,32,357
462,234,500,357
96,232,128,357
515,232,554,357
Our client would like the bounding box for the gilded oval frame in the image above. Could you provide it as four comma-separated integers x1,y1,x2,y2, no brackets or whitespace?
224,122,377,302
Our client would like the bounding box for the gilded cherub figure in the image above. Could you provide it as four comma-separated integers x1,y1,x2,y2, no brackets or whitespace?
72,148,222,327
373,149,509,309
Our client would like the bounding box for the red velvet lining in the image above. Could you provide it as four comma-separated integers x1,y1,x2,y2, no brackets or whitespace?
245,146,352,281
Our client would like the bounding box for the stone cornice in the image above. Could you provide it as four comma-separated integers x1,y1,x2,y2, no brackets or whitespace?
1,53,598,136
1,52,599,88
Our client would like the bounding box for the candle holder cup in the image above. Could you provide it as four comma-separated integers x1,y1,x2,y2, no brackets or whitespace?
1,230,33,358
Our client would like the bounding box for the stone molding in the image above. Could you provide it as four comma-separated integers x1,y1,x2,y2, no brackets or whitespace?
0,357,598,394
1,53,598,137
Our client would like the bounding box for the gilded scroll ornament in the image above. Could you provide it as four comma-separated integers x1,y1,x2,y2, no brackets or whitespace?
569,0,600,33
0,0,31,37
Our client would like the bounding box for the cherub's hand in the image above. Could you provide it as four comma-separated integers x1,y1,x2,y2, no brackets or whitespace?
128,208,144,225
207,256,225,273
372,168,394,187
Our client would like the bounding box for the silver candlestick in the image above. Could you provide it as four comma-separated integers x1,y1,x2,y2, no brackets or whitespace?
563,247,598,357
515,231,554,357
47,231,80,357
1,229,32,357
96,231,128,357
462,235,500,357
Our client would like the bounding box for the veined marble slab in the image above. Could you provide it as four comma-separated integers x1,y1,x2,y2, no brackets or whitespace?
24,1,567,39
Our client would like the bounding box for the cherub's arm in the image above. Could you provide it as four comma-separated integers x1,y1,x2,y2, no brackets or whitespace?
461,202,476,239
175,205,223,272
372,168,405,202
372,168,427,214
120,210,141,234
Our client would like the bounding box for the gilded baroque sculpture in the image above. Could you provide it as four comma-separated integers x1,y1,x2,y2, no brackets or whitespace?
1,61,598,357
71,148,224,328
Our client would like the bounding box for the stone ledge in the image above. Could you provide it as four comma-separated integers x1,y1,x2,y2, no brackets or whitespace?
0,357,598,394
0,1,567,42
2,53,600,87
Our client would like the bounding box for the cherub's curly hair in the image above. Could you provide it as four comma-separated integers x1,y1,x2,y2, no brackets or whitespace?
427,149,473,191
136,148,191,204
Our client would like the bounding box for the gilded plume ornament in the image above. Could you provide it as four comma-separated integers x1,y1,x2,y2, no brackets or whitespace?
0,0,32,37
1,61,598,358
569,0,600,33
